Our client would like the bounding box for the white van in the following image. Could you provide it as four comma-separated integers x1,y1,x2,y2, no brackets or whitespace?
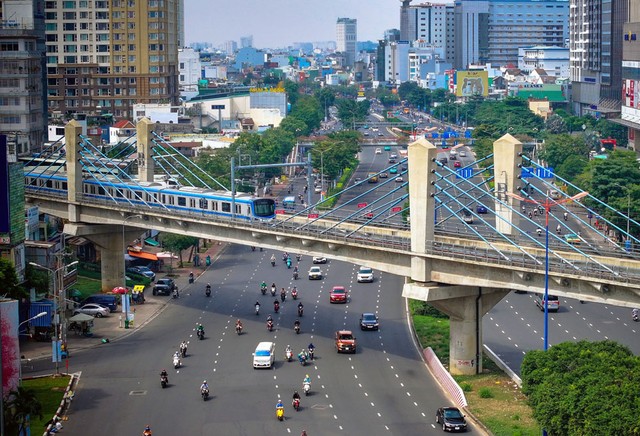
252,341,276,369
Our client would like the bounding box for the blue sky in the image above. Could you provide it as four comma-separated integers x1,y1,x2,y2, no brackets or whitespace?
184,0,400,48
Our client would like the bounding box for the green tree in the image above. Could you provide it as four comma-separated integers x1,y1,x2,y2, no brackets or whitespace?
539,134,590,169
556,154,588,181
159,234,200,268
283,80,299,106
278,116,309,137
521,340,640,436
335,98,370,128
0,258,23,299
289,95,321,132
545,113,568,134
3,387,43,435
595,118,628,148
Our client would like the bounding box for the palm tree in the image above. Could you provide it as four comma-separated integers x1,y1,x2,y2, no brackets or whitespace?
3,387,43,435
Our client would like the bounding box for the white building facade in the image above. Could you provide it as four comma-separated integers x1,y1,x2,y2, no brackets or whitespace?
336,18,357,67
518,46,569,77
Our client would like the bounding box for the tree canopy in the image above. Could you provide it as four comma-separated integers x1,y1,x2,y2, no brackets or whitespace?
521,340,640,436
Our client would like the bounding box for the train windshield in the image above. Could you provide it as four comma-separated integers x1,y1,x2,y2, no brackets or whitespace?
253,199,276,217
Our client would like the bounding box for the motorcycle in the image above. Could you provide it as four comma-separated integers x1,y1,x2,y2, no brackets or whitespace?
276,406,284,421
271,260,276,267
173,355,181,369
197,329,204,340
294,324,300,334
308,347,315,360
297,306,304,317
267,320,274,332
201,388,209,401
292,289,298,300
293,398,300,411
271,286,277,297
172,289,179,299
180,344,187,358
286,259,292,269
293,271,298,280
296,254,301,261
188,273,194,284
633,310,639,322
274,302,280,313
280,291,286,302
303,382,310,396
261,285,267,295
235,324,243,335
298,354,307,366
205,288,211,297
255,304,260,315
161,375,168,388
285,349,293,362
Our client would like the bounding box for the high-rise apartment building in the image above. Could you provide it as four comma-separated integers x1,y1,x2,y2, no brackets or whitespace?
617,0,640,150
223,40,238,55
455,0,568,69
240,35,253,48
570,0,627,117
336,17,357,67
399,2,455,63
44,0,181,120
0,0,47,156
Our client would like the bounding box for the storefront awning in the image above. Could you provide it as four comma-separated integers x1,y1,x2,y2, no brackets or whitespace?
144,238,159,247
127,250,158,261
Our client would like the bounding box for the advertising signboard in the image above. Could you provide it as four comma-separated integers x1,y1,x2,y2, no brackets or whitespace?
456,71,489,97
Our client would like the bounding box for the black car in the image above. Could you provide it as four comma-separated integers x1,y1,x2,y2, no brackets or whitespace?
436,407,467,432
153,278,176,296
359,313,379,330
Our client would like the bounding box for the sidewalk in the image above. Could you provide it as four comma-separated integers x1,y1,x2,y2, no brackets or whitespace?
20,241,229,362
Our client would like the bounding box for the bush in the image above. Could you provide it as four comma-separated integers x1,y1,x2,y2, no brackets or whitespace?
461,382,473,392
479,387,494,398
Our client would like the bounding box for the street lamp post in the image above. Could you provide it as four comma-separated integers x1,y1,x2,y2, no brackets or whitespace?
508,191,588,351
122,215,142,329
29,261,78,373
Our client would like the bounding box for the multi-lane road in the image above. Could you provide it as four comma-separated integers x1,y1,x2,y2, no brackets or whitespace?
58,246,483,435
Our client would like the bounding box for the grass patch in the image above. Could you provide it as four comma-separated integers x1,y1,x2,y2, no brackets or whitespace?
73,276,102,298
409,298,541,436
23,375,71,435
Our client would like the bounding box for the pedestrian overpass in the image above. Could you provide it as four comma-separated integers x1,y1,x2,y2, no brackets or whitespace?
22,119,640,374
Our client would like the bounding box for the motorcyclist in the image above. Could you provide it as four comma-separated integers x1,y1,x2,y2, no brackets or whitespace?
563,212,568,221
160,369,168,383
294,319,301,329
280,287,287,301
180,341,187,357
189,271,194,283
255,301,261,313
197,324,204,338
633,308,639,321
205,283,211,296
298,349,307,361
297,301,304,315
303,374,311,385
274,300,280,312
286,344,292,355
235,319,243,331
286,257,292,268
270,254,276,266
266,314,273,323
143,426,152,436
291,286,298,298
276,399,284,410
271,283,277,295
292,390,301,407
200,380,209,393
308,342,315,359
293,266,299,273
261,281,267,290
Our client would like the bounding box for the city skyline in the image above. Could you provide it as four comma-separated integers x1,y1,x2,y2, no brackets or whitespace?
184,0,401,48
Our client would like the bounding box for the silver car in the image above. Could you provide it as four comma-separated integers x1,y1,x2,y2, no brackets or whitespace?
357,266,374,283
74,303,110,318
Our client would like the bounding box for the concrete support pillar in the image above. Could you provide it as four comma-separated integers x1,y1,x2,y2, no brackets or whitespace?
407,137,438,282
84,228,141,292
65,120,84,222
137,118,156,183
493,134,523,235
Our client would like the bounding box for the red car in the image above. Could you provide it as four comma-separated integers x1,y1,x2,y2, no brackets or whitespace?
454,161,461,168
329,286,348,303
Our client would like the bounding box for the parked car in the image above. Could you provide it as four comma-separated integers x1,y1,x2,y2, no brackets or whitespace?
360,313,379,330
153,278,176,296
329,286,347,303
74,303,109,318
357,266,374,283
335,330,357,353
308,266,323,280
435,406,467,432
535,294,560,312
81,294,118,312
127,266,156,281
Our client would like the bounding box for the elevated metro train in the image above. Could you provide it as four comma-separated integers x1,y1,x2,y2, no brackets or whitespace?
24,169,277,220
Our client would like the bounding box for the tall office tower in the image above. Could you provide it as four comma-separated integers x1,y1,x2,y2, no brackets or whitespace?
0,0,47,156
384,28,401,42
571,0,628,117
455,0,568,69
336,17,357,67
224,40,238,55
407,2,455,63
454,0,489,69
240,35,253,48
617,0,640,149
177,0,184,47
399,0,415,41
44,0,180,120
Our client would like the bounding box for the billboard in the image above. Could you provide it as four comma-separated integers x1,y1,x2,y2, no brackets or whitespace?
456,71,489,97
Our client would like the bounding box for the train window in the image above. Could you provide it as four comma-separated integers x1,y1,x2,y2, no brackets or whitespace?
177,197,186,207
236,204,242,214
221,202,231,212
62,182,67,190
161,195,166,203
190,198,196,208
167,196,174,205
199,198,208,209
211,201,218,211
46,180,53,188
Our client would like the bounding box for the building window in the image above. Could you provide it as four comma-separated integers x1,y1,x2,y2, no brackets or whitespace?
63,1,76,8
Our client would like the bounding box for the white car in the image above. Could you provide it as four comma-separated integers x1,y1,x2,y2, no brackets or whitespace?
459,150,467,157
314,186,322,193
308,266,323,280
395,176,404,182
375,148,382,154
357,266,374,283
312,256,327,264
74,303,110,318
